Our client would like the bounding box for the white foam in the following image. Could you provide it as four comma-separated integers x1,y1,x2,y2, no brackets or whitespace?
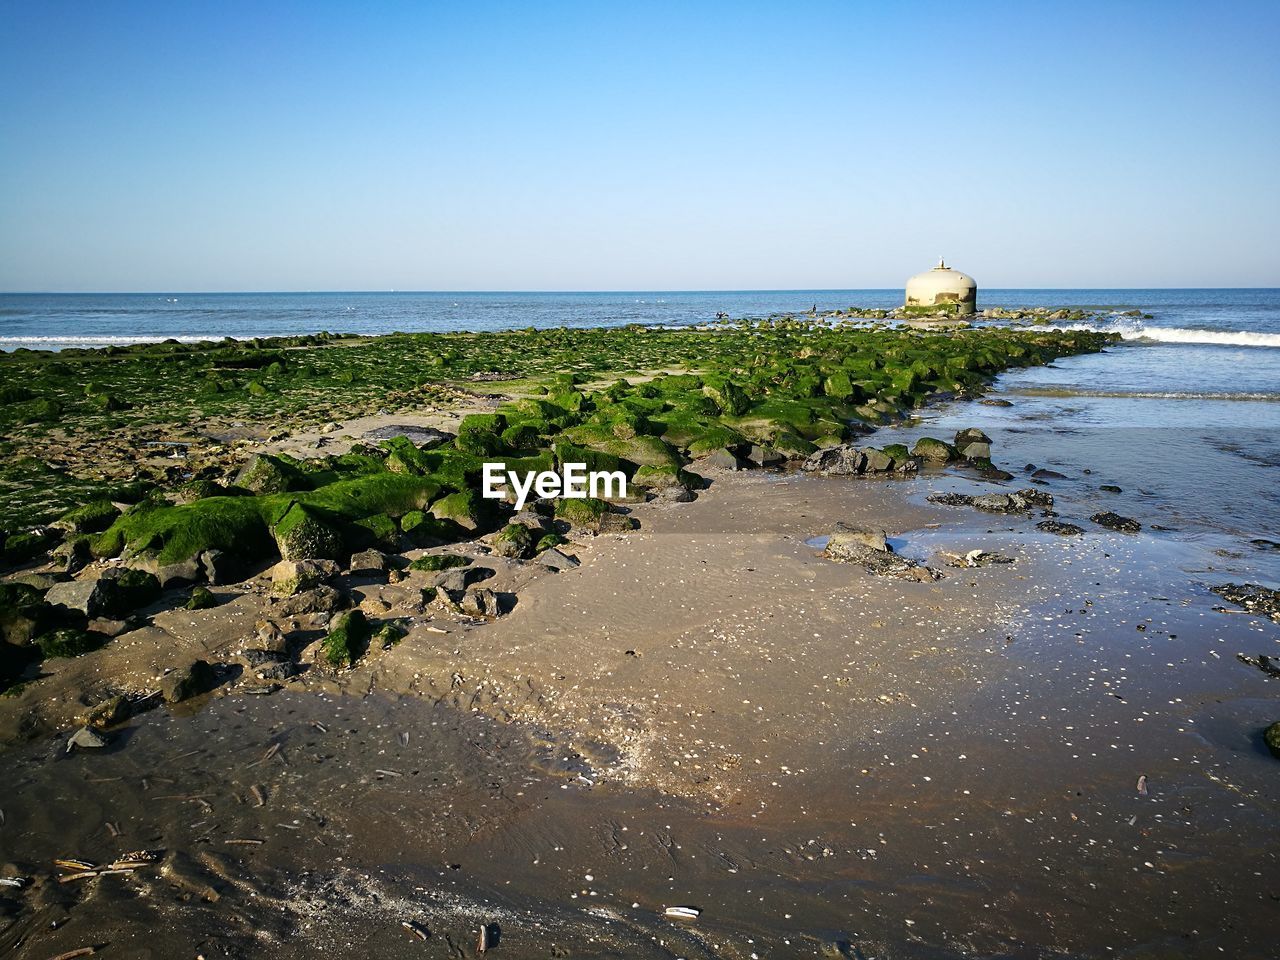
1047,319,1280,348
1119,325,1280,348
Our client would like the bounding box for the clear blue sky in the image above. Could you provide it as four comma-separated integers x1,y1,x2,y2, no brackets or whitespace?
1,0,1277,291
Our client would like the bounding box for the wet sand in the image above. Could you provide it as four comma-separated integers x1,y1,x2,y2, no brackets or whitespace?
2,465,1278,958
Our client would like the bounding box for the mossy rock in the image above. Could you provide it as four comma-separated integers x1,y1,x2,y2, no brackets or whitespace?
536,533,567,552
1265,721,1280,760
175,479,227,503
321,610,371,667
352,512,401,551
380,436,434,475
36,628,106,659
90,392,130,412
400,510,465,547
770,430,818,458
408,553,471,572
553,442,625,478
455,413,509,456
3,530,52,564
632,464,698,492
493,522,536,560
106,568,161,614
0,385,34,404
687,425,748,458
429,489,485,531
556,497,609,530
272,502,343,561
236,454,304,494
911,436,957,463
882,443,912,462
54,500,121,534
186,586,218,610
701,377,750,417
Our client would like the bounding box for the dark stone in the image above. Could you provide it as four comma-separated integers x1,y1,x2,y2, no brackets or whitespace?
348,549,389,576
1037,519,1085,536
1031,468,1067,480
699,448,749,471
538,548,580,572
277,585,348,616
460,587,502,617
927,492,974,507
1213,584,1280,622
1100,485,1123,493
1266,722,1280,760
160,659,217,703
1091,511,1141,533
801,445,866,476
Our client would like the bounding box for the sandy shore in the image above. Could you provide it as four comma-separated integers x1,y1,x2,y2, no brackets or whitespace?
3,449,1277,958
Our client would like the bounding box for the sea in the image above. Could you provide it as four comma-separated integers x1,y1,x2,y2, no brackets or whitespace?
3,288,1278,578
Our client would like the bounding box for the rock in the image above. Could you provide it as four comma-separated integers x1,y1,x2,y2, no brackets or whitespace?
747,445,784,468
10,572,62,591
698,448,748,471
946,549,1016,568
911,437,956,463
1100,484,1123,493
199,549,237,585
1031,468,1067,480
254,660,298,682
979,398,1014,407
277,584,347,616
186,586,218,610
67,726,110,751
1212,584,1280,622
0,582,51,646
1266,722,1280,760
1037,519,1084,536
270,559,339,597
1091,511,1141,533
801,445,866,476
250,620,290,654
822,531,940,582
235,455,298,494
954,428,993,461
862,448,895,473
598,513,639,533
84,695,131,729
44,579,109,619
85,617,133,638
829,523,888,554
492,523,536,560
1017,487,1055,508
348,549,389,576
160,659,216,703
99,567,162,614
320,610,370,667
130,555,201,588
272,503,342,561
538,548,580,572
927,492,974,507
972,494,1018,514
434,566,488,598
460,587,502,617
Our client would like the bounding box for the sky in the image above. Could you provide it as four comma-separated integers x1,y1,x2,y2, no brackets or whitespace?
1,0,1277,292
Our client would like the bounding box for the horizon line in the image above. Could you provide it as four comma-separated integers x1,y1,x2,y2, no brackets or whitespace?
2,286,1279,297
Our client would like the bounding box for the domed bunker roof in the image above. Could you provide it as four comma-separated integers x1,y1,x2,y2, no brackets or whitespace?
905,259,977,314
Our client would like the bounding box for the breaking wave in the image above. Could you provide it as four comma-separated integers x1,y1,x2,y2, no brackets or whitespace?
1047,317,1280,348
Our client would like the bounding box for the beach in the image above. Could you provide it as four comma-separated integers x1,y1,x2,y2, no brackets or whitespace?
1,302,1278,958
